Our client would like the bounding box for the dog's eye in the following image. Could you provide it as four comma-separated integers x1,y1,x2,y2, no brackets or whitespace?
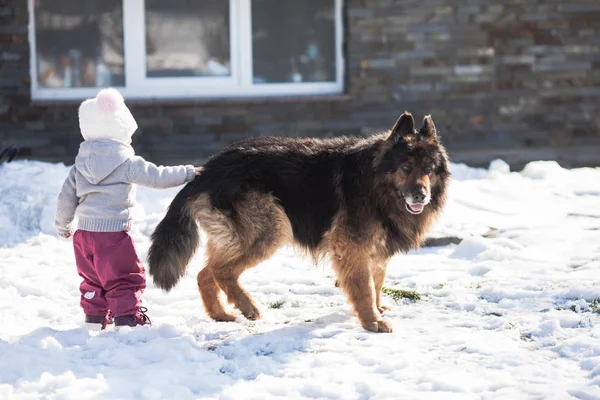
424,166,433,174
401,165,411,173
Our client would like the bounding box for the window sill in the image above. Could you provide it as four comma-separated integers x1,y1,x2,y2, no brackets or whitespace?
30,94,353,107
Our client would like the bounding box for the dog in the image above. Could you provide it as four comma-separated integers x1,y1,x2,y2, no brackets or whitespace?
148,111,450,333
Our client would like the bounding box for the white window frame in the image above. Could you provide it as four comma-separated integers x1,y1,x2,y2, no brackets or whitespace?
28,0,345,101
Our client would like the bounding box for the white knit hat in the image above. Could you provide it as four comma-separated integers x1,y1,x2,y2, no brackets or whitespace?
78,88,138,143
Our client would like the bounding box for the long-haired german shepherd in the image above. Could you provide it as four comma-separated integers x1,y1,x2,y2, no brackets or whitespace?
148,111,450,333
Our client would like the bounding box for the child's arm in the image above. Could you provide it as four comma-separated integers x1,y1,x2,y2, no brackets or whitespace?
125,156,198,189
54,166,79,238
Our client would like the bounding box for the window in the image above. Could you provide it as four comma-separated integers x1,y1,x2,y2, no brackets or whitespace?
29,0,344,100
32,0,125,90
144,1,231,79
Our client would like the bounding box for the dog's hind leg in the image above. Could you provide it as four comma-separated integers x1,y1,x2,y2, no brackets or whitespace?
197,242,236,322
209,253,265,320
206,192,293,321
199,239,267,321
210,232,288,320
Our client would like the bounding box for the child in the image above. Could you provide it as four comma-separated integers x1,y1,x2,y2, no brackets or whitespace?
55,88,200,330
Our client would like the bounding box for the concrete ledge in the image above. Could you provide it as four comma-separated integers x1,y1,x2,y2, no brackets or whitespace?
30,95,354,108
449,145,600,170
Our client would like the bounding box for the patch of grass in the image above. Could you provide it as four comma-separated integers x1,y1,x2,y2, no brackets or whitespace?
484,312,503,317
266,300,285,309
382,287,421,303
556,298,600,314
590,298,600,313
520,332,533,342
571,304,578,312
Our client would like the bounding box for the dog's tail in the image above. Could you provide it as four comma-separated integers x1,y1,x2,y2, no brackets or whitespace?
148,183,201,292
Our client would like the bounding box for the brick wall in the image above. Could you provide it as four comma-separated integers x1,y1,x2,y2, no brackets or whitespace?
2,0,600,168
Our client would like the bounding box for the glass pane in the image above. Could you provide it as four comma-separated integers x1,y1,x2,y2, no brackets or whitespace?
34,0,125,88
251,0,336,84
145,0,230,78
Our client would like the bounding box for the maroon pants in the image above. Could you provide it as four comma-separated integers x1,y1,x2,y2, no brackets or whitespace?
73,230,146,317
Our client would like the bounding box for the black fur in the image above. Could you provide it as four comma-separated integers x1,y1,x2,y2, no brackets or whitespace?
190,136,376,251
148,112,451,291
147,183,201,291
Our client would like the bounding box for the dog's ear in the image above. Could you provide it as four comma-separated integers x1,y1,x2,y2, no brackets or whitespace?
388,111,415,144
419,115,437,138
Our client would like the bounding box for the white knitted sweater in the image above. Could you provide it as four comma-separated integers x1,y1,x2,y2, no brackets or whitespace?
54,139,194,236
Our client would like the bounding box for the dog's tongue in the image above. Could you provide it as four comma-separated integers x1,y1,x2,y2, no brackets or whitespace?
408,203,424,212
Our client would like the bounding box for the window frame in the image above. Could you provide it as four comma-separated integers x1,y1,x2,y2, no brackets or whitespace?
28,0,345,101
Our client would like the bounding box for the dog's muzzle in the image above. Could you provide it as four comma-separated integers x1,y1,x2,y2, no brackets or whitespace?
402,192,430,215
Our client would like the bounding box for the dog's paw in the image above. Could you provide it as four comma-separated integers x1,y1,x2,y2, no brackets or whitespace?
213,312,237,322
363,319,393,333
377,305,392,314
241,305,262,321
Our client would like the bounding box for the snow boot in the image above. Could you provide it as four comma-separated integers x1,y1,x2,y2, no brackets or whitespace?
84,312,114,331
114,307,152,328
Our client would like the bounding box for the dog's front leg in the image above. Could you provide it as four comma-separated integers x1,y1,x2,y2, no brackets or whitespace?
333,252,393,333
372,258,391,314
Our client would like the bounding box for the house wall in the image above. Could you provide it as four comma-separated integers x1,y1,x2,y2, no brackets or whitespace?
2,0,600,168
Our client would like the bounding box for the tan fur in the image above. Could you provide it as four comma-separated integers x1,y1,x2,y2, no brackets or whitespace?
189,150,442,333
149,112,449,334
191,187,403,332
376,142,443,250
193,192,294,321
323,215,393,332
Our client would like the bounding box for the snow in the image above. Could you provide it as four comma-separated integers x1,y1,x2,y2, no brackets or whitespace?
1,158,600,399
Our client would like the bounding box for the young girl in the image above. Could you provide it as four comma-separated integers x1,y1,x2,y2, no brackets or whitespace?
55,88,200,330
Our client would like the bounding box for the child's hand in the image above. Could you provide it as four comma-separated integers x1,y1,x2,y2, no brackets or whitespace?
58,230,72,239
194,167,203,176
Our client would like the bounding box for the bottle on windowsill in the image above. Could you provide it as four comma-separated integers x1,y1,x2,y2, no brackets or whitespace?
312,58,327,82
61,55,72,88
290,57,303,83
95,56,111,87
68,49,82,87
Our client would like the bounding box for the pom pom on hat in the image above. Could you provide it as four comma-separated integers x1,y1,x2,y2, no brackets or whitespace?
96,88,124,113
78,87,138,142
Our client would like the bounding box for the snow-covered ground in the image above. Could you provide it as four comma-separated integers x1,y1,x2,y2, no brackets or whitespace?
1,158,599,400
